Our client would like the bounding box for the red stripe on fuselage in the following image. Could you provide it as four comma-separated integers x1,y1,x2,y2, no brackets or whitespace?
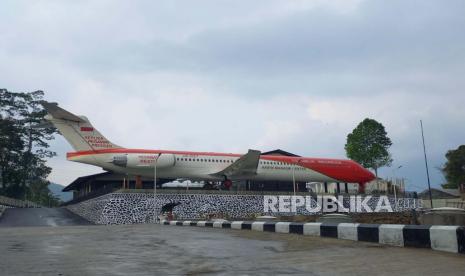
66,148,375,183
66,148,243,158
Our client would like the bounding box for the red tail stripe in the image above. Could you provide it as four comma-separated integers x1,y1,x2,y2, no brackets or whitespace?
80,127,94,132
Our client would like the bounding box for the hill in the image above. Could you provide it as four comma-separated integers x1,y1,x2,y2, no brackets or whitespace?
48,183,73,202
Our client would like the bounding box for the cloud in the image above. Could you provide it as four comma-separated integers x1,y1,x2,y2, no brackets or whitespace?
1,0,464,190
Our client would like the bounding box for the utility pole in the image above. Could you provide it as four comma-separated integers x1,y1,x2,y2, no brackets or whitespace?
420,120,433,209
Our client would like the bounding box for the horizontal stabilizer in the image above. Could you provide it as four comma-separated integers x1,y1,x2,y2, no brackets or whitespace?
211,149,261,179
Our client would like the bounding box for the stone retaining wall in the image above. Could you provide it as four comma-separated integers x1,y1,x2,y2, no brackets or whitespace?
66,192,422,225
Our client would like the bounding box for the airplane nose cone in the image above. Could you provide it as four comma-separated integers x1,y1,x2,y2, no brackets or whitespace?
348,160,376,183
362,168,376,183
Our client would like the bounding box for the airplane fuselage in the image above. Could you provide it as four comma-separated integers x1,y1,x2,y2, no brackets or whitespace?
67,148,375,184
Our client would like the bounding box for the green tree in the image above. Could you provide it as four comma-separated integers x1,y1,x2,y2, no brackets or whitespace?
441,145,465,189
0,89,58,205
27,181,61,207
345,118,393,177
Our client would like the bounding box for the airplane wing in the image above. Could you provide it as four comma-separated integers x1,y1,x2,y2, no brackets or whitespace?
211,149,261,179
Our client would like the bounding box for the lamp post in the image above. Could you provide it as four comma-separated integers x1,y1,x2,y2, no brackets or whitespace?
291,162,298,215
392,165,403,192
392,165,402,211
153,154,159,223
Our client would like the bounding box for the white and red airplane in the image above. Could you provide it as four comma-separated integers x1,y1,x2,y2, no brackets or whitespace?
42,102,375,192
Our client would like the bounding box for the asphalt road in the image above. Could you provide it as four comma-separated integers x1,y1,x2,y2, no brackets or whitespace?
0,222,464,275
0,208,92,227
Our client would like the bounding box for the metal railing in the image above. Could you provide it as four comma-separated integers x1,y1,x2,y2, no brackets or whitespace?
114,188,421,197
445,200,465,209
116,189,322,196
0,195,41,208
421,198,465,209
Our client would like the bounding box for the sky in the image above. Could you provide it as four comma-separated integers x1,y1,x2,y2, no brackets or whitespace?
1,0,464,191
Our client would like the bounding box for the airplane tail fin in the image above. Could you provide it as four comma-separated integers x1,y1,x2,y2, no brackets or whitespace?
41,101,122,151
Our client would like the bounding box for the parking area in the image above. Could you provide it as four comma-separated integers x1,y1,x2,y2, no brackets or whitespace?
0,223,464,275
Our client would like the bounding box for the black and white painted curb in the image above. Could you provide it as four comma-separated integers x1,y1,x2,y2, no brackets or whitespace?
161,220,465,255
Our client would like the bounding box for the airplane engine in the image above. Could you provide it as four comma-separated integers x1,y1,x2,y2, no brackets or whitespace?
111,153,175,169
156,154,176,168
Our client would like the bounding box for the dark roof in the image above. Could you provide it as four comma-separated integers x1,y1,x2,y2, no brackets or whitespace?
63,172,173,192
62,172,112,192
262,149,300,157
419,188,461,199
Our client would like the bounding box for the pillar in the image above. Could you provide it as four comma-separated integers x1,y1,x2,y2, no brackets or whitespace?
358,182,366,194
336,182,341,194
344,183,349,194
324,182,328,194
135,175,142,189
